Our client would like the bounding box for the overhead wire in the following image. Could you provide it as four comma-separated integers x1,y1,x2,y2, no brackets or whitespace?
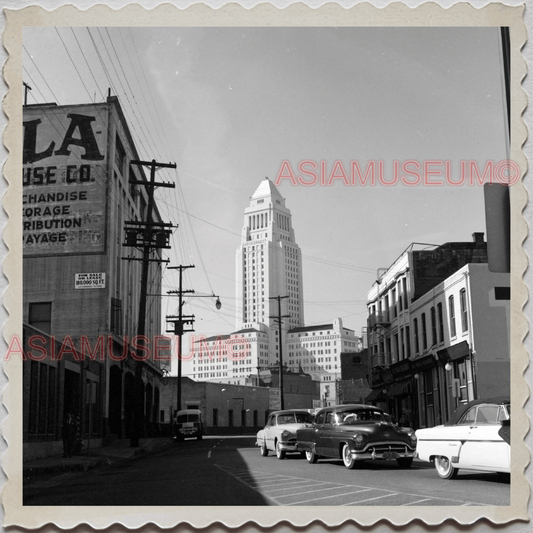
24,28,368,345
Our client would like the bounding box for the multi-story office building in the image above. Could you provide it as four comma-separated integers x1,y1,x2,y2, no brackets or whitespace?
366,233,510,428
235,178,305,336
182,178,360,395
286,319,360,406
185,326,270,386
22,96,167,458
408,262,510,428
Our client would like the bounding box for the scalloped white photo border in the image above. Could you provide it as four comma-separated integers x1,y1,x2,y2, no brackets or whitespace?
1,1,529,530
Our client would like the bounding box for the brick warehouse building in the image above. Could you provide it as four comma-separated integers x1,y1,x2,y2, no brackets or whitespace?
160,376,319,435
22,96,167,459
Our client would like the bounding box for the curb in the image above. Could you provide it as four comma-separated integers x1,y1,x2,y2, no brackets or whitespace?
24,439,174,478
23,456,112,477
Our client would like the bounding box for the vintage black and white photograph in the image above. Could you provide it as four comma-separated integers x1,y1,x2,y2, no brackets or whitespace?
2,1,529,529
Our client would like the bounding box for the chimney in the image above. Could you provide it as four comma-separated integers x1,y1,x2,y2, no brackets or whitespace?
472,232,485,244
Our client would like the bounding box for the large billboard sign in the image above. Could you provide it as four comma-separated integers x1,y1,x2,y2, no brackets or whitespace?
23,104,108,256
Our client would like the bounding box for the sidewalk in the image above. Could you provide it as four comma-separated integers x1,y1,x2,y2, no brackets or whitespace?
23,437,174,479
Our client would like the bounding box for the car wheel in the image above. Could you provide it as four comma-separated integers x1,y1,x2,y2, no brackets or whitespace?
197,434,202,441
305,450,318,464
434,456,459,479
342,444,357,469
276,441,286,460
396,457,413,468
260,443,268,457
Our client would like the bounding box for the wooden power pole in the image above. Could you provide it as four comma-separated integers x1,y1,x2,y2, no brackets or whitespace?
269,295,290,410
124,159,176,447
166,265,195,415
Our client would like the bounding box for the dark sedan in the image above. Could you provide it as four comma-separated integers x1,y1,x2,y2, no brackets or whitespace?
296,404,417,469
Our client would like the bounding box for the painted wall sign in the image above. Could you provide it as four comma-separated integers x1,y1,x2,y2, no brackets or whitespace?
22,104,108,256
75,272,106,289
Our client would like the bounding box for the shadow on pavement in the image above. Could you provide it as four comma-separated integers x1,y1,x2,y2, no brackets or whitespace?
23,436,270,506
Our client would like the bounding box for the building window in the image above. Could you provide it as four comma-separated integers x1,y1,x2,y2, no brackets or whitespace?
402,277,408,309
495,287,511,300
449,295,456,337
110,297,122,335
115,134,126,175
28,302,52,334
241,410,246,427
460,289,468,332
213,408,218,427
228,409,233,427
421,313,427,350
430,307,437,346
437,303,444,343
413,318,419,354
253,410,258,426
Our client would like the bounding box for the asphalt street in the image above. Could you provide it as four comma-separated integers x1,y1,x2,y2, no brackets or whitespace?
24,436,510,506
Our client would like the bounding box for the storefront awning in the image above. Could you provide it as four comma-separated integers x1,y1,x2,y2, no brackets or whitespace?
387,380,412,397
409,354,436,373
365,389,383,402
437,340,470,362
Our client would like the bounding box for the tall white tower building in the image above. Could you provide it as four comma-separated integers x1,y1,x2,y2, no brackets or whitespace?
235,178,305,361
184,177,360,390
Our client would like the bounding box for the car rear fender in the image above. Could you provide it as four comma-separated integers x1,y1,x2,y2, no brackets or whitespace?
419,439,463,464
256,431,266,447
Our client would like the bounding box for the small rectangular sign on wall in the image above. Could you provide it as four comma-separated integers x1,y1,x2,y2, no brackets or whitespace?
75,272,106,289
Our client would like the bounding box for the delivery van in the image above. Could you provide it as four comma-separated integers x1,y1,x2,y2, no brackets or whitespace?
175,409,204,441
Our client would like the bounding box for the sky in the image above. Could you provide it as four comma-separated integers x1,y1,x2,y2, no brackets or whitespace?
22,26,509,354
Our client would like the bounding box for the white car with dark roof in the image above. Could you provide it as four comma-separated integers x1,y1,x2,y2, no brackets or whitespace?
256,409,314,459
415,397,510,479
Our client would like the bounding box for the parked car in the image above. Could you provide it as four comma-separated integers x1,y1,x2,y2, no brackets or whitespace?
415,398,510,479
174,409,204,441
297,404,417,469
256,409,315,459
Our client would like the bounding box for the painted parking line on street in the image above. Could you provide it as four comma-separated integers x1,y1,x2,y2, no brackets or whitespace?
216,465,496,506
263,483,345,495
284,489,377,506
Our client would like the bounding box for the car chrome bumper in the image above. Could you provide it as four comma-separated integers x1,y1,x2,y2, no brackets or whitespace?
351,449,416,460
279,441,299,452
178,429,199,437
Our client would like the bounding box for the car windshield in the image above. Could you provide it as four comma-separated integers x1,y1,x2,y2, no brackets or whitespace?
277,413,314,425
337,409,389,424
177,414,199,423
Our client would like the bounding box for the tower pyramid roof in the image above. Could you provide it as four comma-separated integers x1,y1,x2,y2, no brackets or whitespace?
251,178,283,201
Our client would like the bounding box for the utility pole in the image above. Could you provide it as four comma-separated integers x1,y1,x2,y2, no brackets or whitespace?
166,265,195,415
124,159,176,447
269,295,290,410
